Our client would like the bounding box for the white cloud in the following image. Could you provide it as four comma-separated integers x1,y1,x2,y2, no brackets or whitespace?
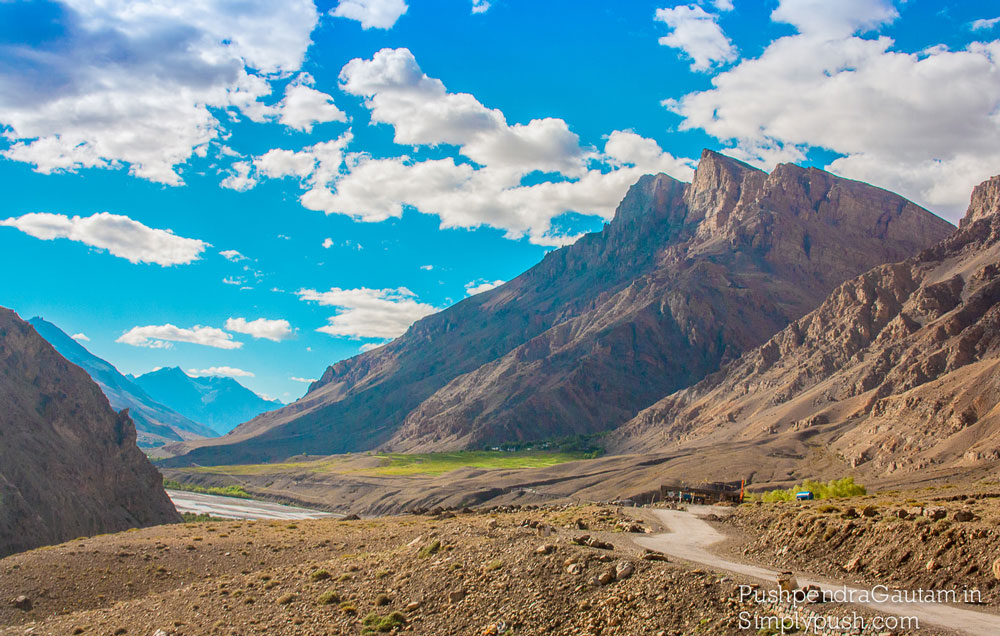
0,212,208,266
465,279,505,295
771,0,897,38
71,333,90,342
220,249,247,262
359,342,385,352
972,17,1000,31
290,376,317,383
711,0,734,11
297,287,436,339
655,5,738,71
0,1,320,184
666,23,1000,219
224,317,294,342
222,276,245,286
117,324,243,350
339,48,591,178
188,366,255,378
277,76,347,132
471,0,491,14
322,238,335,249
420,264,434,270
270,49,695,245
331,0,407,30
220,162,258,191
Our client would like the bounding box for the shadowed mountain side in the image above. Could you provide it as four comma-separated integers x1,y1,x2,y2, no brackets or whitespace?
162,150,953,467
0,308,180,558
612,175,1000,481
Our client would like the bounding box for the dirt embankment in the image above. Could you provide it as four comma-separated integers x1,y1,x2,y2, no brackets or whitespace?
2,505,749,636
725,489,1000,605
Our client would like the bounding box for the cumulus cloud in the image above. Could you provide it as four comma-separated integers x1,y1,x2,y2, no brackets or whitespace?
188,366,255,378
471,0,490,14
297,287,436,339
655,5,738,71
224,317,294,342
465,279,505,295
220,249,247,262
971,17,1000,31
290,376,317,383
267,48,694,245
71,333,90,342
117,324,243,349
771,0,897,38
322,238,335,249
331,0,407,30
277,76,347,132
666,6,1000,219
0,212,208,266
0,1,321,184
220,162,257,191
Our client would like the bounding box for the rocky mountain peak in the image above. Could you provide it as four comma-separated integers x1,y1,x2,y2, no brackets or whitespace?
961,174,1000,227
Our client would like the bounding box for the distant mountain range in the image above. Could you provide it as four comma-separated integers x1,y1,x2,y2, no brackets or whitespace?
162,150,954,467
28,317,214,447
2,308,179,557
28,319,282,446
132,366,282,435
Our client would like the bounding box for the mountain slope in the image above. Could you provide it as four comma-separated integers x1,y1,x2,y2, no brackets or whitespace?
0,308,180,558
133,367,281,435
28,318,215,447
612,175,1000,481
163,150,953,466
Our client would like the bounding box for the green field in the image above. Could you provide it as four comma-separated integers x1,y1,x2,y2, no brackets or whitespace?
162,479,254,499
368,451,589,476
178,450,590,478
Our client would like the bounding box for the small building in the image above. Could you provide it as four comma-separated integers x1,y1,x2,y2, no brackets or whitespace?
659,479,746,504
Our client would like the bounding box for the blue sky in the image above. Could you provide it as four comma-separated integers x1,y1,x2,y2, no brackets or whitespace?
1,0,999,402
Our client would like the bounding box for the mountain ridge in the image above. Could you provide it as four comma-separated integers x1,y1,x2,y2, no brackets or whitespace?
163,150,954,466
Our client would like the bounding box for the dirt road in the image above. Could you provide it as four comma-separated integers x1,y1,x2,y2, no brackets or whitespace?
167,489,340,520
635,506,1000,636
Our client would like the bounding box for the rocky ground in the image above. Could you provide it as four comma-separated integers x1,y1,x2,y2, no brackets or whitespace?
2,505,754,636
723,485,1000,606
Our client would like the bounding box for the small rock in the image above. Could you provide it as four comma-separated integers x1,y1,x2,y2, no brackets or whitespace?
861,506,879,518
566,563,584,575
341,513,360,521
993,558,1000,581
406,601,421,611
598,571,615,585
535,544,556,555
614,561,634,580
925,507,947,520
953,510,976,522
448,589,465,603
844,557,862,573
642,550,669,562
12,595,31,611
925,559,939,572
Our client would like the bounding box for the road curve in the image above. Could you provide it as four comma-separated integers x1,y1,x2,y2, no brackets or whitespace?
635,506,1000,636
167,489,341,521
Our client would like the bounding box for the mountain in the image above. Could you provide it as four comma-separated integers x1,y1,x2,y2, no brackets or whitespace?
28,318,215,447
611,175,1000,482
133,366,282,435
0,308,179,557
162,150,953,467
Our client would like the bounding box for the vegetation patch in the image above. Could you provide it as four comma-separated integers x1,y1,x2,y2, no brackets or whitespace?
362,611,406,634
163,479,254,499
367,450,590,476
757,477,866,502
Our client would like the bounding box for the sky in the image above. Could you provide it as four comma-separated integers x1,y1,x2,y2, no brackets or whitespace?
1,0,999,403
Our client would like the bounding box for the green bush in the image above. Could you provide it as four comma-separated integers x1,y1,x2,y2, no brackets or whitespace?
316,590,340,605
163,479,253,499
760,477,866,502
362,611,406,633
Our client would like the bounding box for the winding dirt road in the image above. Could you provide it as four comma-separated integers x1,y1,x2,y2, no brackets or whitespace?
635,506,1000,636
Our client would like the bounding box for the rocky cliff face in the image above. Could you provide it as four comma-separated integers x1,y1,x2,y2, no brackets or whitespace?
0,308,179,558
163,150,953,466
612,175,1000,481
